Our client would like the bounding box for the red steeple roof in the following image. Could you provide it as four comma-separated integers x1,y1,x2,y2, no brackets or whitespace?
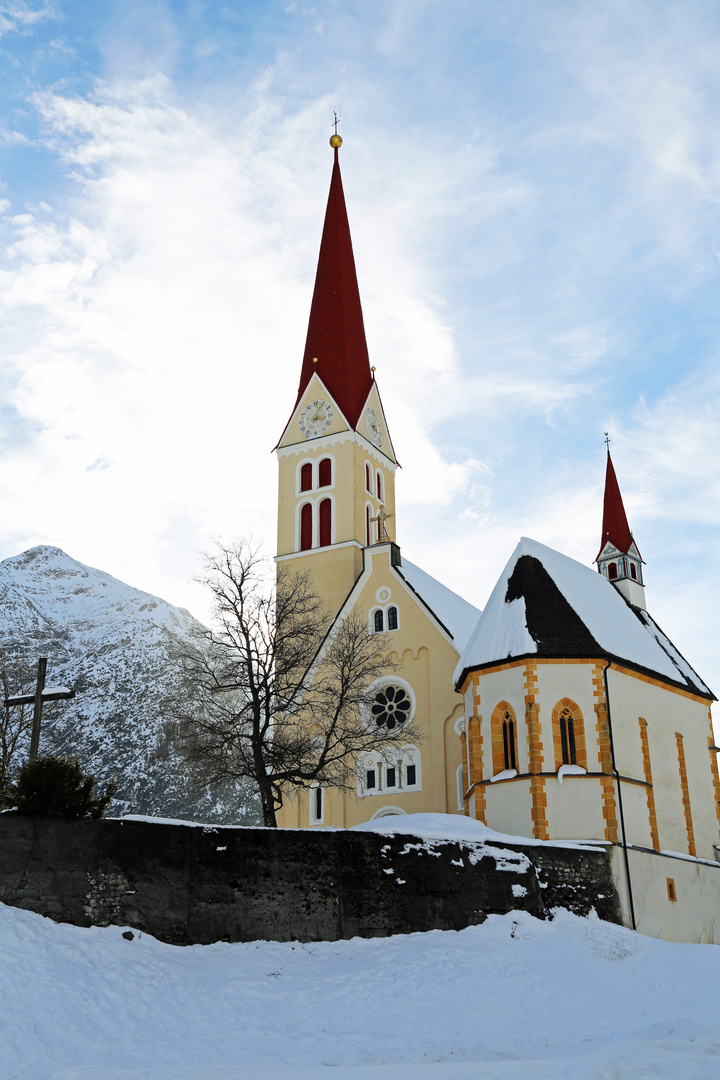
293,145,373,429
598,450,634,558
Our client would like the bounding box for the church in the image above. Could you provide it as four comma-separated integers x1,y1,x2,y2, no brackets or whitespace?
274,132,720,942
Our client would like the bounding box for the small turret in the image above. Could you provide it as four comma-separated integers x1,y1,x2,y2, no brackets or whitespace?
596,442,646,609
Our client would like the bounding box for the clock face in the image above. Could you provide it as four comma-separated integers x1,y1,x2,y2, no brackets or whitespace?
365,407,383,447
298,399,334,439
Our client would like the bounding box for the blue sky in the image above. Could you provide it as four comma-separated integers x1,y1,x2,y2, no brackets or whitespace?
1,1,720,693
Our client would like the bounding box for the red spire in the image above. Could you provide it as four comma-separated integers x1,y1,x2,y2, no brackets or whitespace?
293,145,373,429
598,450,634,557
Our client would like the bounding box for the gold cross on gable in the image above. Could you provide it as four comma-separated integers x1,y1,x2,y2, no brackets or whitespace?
370,508,394,543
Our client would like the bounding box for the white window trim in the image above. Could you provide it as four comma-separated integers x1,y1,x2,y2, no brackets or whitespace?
356,743,422,797
368,603,400,635
456,764,465,811
309,783,324,826
362,676,416,731
376,468,384,505
365,460,374,495
365,500,374,547
295,453,335,496
294,493,336,551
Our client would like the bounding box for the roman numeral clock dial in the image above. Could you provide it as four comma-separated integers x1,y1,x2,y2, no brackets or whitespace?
298,399,334,438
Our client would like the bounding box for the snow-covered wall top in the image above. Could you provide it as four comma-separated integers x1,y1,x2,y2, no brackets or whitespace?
454,538,712,698
398,558,481,652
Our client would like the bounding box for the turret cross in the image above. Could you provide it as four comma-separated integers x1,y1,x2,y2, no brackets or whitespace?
3,657,75,761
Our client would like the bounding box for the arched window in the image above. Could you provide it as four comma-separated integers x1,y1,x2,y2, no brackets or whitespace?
552,698,587,771
374,609,384,633
300,462,312,492
366,505,371,547
387,606,398,630
491,701,518,776
318,498,332,547
318,458,332,487
376,471,383,501
608,562,618,580
560,709,576,765
630,563,637,580
300,502,313,550
365,463,372,492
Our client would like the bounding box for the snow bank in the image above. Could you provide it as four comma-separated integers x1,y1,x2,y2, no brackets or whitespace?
351,812,603,850
2,901,720,1080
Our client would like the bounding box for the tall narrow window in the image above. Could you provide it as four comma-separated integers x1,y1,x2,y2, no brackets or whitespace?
300,503,312,550
318,498,332,547
374,609,384,633
386,767,396,787
387,606,398,630
630,563,637,580
376,471,383,501
406,764,417,786
300,462,312,492
366,768,376,789
365,463,372,492
608,562,618,580
318,458,332,487
366,506,371,547
559,708,577,766
502,712,516,771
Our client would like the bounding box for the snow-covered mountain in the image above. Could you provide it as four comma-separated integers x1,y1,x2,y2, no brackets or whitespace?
0,545,259,823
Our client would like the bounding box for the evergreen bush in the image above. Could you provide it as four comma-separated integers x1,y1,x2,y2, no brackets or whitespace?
9,755,117,819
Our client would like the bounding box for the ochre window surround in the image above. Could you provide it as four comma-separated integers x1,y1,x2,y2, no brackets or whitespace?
491,701,518,776
551,698,588,771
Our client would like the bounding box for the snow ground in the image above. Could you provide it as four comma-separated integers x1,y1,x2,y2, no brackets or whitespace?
2,902,720,1080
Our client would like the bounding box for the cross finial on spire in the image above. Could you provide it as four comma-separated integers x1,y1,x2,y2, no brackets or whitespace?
604,431,611,451
330,110,343,150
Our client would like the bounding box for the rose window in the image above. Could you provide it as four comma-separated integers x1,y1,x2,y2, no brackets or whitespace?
370,684,412,730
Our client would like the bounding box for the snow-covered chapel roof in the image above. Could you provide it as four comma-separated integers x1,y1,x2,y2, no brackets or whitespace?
397,558,481,652
453,537,713,698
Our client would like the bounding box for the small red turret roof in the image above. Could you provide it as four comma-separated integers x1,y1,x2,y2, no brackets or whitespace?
598,450,634,558
292,145,373,430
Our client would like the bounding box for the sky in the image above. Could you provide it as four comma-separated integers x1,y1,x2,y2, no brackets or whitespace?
1,1,720,695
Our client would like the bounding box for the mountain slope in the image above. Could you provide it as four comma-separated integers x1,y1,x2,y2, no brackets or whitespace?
0,545,259,823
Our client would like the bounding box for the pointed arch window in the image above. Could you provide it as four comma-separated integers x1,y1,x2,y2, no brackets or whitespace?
318,458,332,487
300,503,313,551
318,498,332,547
491,701,518,776
552,699,587,771
300,462,312,492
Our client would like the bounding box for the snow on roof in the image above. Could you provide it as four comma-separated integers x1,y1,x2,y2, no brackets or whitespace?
454,537,712,697
397,558,481,652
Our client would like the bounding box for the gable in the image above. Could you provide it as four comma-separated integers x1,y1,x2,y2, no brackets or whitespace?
276,373,351,450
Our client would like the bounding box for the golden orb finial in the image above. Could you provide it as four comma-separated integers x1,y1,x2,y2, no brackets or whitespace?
330,133,343,149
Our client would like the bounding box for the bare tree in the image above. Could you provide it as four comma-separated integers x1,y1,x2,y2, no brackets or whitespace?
0,654,34,806
170,541,419,827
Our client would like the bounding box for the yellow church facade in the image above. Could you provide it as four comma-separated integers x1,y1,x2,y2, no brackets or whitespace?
274,138,478,829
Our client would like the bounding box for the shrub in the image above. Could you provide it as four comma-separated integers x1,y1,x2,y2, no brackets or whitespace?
9,755,117,819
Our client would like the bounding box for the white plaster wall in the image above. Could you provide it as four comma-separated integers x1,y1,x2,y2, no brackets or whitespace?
535,663,600,772
611,846,720,943
607,669,720,859
544,776,606,841
474,667,528,777
616,782,653,850
484,778,533,838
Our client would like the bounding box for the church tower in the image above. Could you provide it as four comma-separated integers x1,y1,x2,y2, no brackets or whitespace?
595,447,646,609
275,134,398,614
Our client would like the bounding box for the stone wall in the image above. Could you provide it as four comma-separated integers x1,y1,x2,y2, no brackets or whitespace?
0,816,622,944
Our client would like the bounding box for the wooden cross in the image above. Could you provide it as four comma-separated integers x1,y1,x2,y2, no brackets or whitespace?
4,658,75,762
370,508,394,543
